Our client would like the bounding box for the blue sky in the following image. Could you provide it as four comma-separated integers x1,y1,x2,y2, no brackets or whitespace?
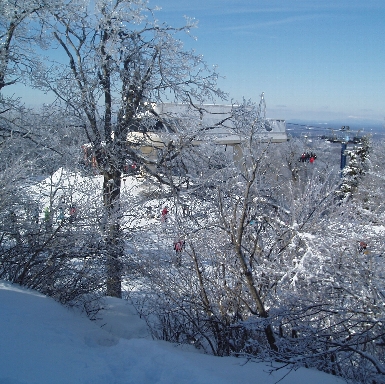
5,0,384,126
156,0,385,124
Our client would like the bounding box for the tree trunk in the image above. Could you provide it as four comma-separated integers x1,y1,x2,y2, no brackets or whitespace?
240,253,278,352
103,169,123,298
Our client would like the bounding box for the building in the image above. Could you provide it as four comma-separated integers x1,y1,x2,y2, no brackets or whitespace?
126,103,288,170
153,103,287,142
84,103,288,173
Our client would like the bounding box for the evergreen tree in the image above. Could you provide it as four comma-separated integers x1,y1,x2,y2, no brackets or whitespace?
339,135,370,199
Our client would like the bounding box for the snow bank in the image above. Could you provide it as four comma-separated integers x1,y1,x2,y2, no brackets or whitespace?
0,281,345,384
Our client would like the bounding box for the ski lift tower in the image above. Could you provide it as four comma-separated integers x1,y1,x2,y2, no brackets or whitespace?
323,125,363,175
340,126,350,171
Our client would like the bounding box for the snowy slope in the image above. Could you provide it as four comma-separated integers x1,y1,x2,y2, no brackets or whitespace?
0,281,346,384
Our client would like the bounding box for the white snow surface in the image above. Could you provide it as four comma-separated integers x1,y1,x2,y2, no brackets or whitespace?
0,280,345,384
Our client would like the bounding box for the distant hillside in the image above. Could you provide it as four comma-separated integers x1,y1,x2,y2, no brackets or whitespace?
286,119,385,141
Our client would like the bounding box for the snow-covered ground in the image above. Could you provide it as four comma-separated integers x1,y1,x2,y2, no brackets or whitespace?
0,280,345,384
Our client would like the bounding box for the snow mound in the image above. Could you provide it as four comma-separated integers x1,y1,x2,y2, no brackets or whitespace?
0,280,345,384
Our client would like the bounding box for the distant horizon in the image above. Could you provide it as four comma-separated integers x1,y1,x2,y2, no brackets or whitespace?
286,120,385,143
3,84,385,131
285,117,384,131
287,117,383,127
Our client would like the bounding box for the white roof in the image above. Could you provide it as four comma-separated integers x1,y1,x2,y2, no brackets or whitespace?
153,103,288,143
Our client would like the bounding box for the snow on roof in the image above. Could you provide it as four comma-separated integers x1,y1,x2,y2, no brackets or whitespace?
153,103,288,142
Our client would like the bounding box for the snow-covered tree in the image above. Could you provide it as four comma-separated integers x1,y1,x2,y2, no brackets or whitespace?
338,136,370,199
33,0,225,297
0,106,104,308
131,111,385,382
